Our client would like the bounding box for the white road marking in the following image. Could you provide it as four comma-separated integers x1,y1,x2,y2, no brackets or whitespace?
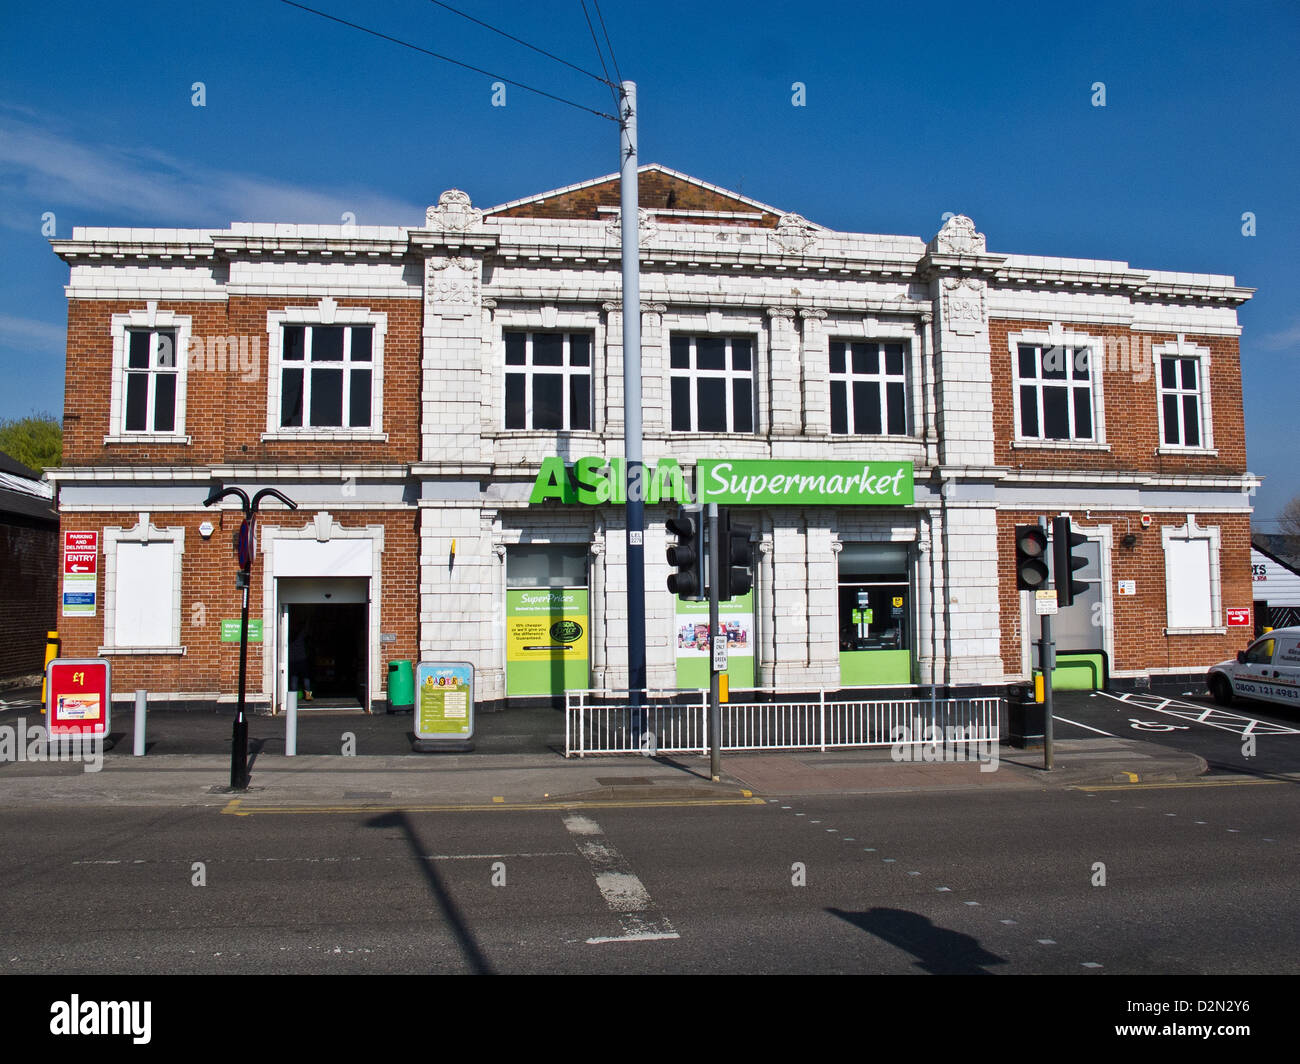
1099,691,1300,736
1053,715,1117,737
562,813,679,945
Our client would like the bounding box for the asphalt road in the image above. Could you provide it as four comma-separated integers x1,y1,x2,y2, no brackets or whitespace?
3,777,1295,976
1048,689,1300,776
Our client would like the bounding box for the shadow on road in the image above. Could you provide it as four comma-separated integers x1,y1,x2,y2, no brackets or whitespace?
366,810,495,975
828,907,1007,974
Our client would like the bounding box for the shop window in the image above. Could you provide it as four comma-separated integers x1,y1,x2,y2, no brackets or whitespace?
504,332,592,431
669,335,755,433
838,543,912,685
828,341,908,435
1014,344,1096,442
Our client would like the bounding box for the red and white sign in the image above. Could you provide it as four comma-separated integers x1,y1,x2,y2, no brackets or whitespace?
1226,608,1251,627
63,531,98,575
46,658,111,736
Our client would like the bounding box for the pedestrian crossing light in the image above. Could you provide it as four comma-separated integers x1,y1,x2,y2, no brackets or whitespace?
718,509,753,601
665,504,705,600
1014,524,1049,591
1052,515,1089,607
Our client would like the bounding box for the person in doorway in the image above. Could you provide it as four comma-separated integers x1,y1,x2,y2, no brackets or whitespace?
289,622,314,702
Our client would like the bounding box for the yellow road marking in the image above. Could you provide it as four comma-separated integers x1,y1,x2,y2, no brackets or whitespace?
492,796,504,803
1122,771,1139,783
1074,777,1294,792
222,799,242,814
222,796,766,816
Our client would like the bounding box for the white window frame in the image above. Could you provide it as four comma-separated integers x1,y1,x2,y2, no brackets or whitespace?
669,334,757,434
1009,327,1109,451
106,305,192,444
264,300,388,441
827,339,910,436
1161,515,1225,635
1153,337,1216,455
502,331,594,431
100,514,186,655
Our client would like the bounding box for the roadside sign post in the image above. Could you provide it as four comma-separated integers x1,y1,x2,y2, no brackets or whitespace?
203,483,298,790
708,503,721,781
1040,517,1056,772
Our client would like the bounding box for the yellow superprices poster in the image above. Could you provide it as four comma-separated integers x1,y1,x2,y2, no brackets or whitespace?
506,588,589,662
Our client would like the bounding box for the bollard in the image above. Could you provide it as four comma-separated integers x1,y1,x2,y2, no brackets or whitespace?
286,690,298,757
133,690,147,756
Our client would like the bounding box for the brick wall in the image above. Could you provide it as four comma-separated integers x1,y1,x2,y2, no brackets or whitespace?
64,296,422,466
997,509,1252,677
988,319,1247,476
0,517,58,680
54,508,419,699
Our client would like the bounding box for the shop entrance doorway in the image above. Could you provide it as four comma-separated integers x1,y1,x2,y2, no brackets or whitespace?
277,577,369,710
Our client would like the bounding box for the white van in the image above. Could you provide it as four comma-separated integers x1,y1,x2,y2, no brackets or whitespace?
1206,626,1300,709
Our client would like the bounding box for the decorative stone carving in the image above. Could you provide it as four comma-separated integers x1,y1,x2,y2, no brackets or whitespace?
425,189,482,233
941,276,986,336
767,306,797,337
932,214,986,255
316,296,338,325
425,256,477,319
606,208,658,242
771,213,818,254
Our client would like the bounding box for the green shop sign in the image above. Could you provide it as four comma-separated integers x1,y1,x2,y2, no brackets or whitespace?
221,619,263,643
529,457,912,507
698,460,912,505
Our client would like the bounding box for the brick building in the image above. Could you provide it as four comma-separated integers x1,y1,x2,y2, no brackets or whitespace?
48,165,1257,711
0,451,58,685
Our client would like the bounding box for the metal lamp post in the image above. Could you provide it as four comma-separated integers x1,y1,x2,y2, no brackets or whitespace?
204,483,298,790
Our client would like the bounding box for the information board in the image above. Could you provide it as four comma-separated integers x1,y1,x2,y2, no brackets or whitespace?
414,661,474,741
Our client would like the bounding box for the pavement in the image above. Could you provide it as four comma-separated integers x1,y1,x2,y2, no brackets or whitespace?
0,685,1208,809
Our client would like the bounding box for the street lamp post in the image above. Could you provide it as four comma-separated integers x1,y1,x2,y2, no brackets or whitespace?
204,483,298,790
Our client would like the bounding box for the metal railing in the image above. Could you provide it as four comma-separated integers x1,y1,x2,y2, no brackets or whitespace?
565,687,1002,757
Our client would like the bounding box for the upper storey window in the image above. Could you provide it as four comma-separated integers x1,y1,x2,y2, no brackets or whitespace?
107,307,192,444
265,302,387,441
504,332,592,431
669,335,755,433
1014,343,1096,442
279,324,374,429
829,341,908,435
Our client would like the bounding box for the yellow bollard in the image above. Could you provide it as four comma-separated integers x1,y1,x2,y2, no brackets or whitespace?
41,631,59,712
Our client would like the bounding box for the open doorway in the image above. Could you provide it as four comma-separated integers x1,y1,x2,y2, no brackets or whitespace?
277,576,370,711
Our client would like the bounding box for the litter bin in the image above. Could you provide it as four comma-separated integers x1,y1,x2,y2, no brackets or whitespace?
1008,685,1045,748
387,660,414,714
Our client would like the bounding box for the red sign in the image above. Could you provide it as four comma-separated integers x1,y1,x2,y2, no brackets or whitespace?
46,658,111,736
1226,608,1251,627
63,531,99,576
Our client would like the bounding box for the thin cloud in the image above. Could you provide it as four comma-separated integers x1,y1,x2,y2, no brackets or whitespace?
0,312,64,352
1254,319,1300,352
0,111,425,230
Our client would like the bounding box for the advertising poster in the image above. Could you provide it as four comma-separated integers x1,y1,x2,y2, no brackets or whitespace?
415,662,474,740
46,658,111,737
674,590,754,689
506,588,590,696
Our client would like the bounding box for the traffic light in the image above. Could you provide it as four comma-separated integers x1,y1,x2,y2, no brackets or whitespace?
1052,515,1089,607
665,504,705,600
718,509,753,601
1014,524,1049,591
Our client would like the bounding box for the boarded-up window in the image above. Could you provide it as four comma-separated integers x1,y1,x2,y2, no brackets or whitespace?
113,541,176,647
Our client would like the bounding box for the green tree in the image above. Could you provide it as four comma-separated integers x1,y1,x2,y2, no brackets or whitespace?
0,412,62,472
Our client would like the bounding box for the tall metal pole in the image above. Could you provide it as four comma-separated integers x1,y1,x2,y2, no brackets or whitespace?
708,504,721,781
619,80,646,708
233,565,251,789
1040,516,1056,771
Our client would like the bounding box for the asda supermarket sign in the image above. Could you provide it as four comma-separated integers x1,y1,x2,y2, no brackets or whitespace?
530,457,913,506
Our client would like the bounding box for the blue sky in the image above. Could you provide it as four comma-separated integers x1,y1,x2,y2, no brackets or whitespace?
1,1,1297,523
